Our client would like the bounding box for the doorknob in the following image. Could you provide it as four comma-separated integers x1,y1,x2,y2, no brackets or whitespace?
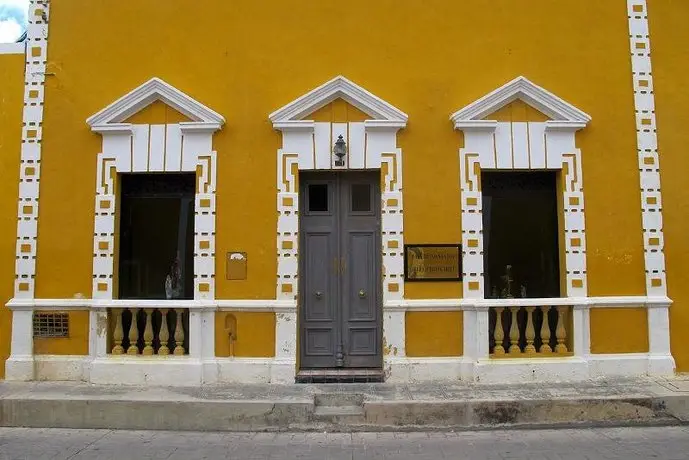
315,291,323,299
358,289,366,298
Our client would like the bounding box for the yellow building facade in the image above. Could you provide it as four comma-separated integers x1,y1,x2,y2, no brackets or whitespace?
0,0,687,384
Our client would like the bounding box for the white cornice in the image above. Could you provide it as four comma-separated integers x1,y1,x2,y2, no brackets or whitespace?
269,75,408,128
86,77,225,132
451,76,591,130
0,42,25,55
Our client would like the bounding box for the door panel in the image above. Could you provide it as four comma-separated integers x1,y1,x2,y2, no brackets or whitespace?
299,172,381,370
300,175,338,368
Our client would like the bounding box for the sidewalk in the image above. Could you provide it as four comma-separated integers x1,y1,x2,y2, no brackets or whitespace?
1,377,688,432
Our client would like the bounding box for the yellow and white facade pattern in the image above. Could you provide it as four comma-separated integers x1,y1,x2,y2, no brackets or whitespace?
0,0,686,384
627,0,673,370
14,0,50,300
5,0,51,380
270,77,408,379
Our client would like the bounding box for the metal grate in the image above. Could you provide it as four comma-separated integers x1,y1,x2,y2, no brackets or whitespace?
33,312,69,338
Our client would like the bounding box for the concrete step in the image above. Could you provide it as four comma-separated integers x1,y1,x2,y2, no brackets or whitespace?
314,393,364,407
0,379,687,432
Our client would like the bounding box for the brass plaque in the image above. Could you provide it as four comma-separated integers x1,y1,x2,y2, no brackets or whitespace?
404,244,462,282
226,252,247,280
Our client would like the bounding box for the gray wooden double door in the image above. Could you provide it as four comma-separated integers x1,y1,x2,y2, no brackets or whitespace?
299,171,382,369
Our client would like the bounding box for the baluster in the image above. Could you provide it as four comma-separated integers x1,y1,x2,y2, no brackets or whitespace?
111,309,124,355
174,309,186,355
555,306,569,353
158,309,170,355
539,306,553,353
508,306,521,354
142,308,154,355
127,308,139,355
524,306,536,354
493,308,505,355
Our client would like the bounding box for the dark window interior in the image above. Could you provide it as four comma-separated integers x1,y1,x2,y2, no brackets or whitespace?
351,183,371,212
308,184,329,212
482,171,560,299
118,173,195,300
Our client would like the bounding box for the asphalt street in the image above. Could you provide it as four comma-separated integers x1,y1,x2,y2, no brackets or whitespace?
1,426,688,459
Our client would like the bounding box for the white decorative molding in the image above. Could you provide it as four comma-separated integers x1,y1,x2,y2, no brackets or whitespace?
450,76,591,129
13,1,51,300
6,294,669,312
271,76,408,372
0,42,25,55
452,77,590,305
86,79,223,302
80,80,223,368
86,77,224,131
6,1,52,381
452,77,591,361
269,75,408,125
626,1,673,370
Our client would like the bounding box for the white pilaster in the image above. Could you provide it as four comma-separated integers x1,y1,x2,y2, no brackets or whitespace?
5,309,34,380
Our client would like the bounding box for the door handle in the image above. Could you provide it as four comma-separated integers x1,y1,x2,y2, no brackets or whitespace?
315,291,323,299
359,289,366,298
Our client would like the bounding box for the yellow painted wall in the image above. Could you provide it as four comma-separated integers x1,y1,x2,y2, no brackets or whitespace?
590,308,649,354
0,53,24,378
32,0,645,305
33,311,90,355
648,0,689,371
308,99,369,122
214,312,275,357
484,100,549,122
406,312,463,356
123,100,191,124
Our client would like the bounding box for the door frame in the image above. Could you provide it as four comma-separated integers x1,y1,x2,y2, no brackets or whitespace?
297,170,384,370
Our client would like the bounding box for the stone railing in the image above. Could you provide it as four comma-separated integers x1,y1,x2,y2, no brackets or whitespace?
489,304,572,357
109,307,189,356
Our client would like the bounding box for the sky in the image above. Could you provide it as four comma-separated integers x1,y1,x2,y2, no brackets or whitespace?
0,0,28,43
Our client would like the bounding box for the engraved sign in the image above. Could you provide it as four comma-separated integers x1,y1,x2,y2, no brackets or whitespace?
226,252,247,280
404,244,462,282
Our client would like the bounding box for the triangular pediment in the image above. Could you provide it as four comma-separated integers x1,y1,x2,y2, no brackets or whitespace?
451,76,590,129
270,76,407,129
87,77,224,131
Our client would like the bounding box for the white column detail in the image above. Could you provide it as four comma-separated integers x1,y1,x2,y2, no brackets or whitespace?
6,1,52,380
626,0,675,374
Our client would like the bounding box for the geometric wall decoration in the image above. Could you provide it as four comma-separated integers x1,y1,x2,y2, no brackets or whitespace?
270,76,408,304
87,78,225,300
627,1,666,297
14,1,51,299
270,76,408,363
451,76,591,299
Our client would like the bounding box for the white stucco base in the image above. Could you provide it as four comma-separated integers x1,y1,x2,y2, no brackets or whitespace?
473,357,590,383
90,358,204,386
8,353,674,385
4,356,35,381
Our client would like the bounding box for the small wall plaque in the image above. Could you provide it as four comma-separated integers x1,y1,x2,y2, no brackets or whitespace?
226,252,247,280
404,244,462,282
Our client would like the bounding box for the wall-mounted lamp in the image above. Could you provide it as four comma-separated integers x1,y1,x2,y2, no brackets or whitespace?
333,134,347,166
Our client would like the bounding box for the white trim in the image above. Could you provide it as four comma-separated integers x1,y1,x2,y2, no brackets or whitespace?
0,42,25,54
86,77,225,130
6,295,670,312
383,295,672,311
270,75,408,124
626,1,674,369
12,1,51,300
450,76,591,126
16,354,672,384
273,77,408,369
